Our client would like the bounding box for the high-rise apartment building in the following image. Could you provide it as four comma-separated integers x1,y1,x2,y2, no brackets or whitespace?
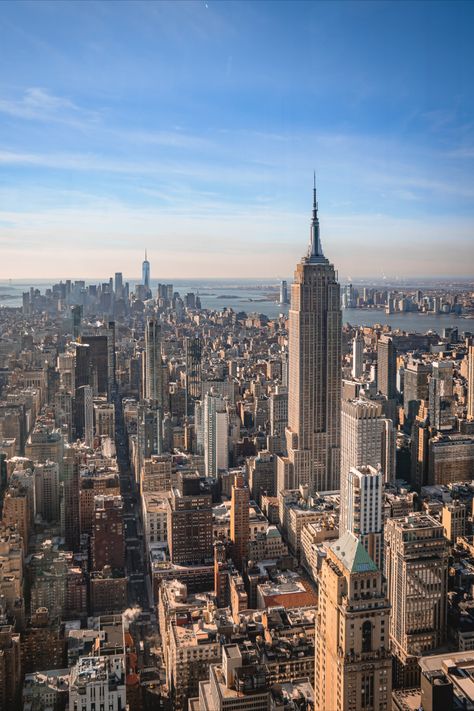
377,335,397,399
144,318,163,406
404,360,431,424
185,336,203,416
429,360,455,432
82,385,94,447
278,179,341,493
246,450,276,503
352,330,364,379
80,334,109,396
204,392,228,477
314,531,392,711
345,465,383,569
384,514,449,687
167,472,213,564
229,472,249,571
34,460,60,523
269,386,288,455
340,398,395,533
91,495,125,572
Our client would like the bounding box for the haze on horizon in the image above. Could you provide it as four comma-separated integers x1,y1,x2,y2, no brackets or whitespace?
1,0,473,281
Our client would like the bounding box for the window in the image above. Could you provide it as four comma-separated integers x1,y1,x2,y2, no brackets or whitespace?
361,673,374,708
362,620,372,653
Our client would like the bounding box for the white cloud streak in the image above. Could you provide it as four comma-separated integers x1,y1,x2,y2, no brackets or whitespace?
0,87,100,128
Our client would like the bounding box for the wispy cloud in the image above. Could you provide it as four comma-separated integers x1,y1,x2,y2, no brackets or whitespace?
0,87,100,128
1,192,473,279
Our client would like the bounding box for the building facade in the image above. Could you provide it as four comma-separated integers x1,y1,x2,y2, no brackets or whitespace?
340,398,395,533
345,465,383,569
384,514,449,688
314,531,392,711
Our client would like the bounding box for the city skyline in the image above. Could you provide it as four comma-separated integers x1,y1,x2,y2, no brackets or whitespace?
1,0,474,279
2,3,474,709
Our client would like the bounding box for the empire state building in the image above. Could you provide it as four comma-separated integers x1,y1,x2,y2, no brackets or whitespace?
277,178,342,494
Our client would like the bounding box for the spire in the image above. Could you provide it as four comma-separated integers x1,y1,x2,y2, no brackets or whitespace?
312,170,317,221
144,248,148,262
308,172,324,262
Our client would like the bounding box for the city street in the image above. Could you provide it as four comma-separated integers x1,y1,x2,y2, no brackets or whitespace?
115,396,154,612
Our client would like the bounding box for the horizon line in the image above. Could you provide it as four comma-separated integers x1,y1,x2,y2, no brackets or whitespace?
1,274,474,281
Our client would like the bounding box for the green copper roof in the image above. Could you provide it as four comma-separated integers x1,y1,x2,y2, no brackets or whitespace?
330,531,378,574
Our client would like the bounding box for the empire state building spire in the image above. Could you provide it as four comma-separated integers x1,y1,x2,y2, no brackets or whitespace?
308,172,325,262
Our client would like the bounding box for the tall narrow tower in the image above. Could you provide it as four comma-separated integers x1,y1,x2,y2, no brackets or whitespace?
142,249,150,290
278,177,342,493
185,335,203,416
377,335,397,399
351,330,364,379
145,318,163,407
230,472,249,572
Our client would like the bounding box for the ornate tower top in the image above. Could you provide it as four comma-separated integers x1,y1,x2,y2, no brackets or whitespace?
307,172,326,263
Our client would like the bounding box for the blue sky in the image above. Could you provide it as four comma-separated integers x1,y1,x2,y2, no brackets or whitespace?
1,0,473,279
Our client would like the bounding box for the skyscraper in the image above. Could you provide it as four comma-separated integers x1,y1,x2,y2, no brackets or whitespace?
429,360,455,431
230,472,249,572
71,304,82,340
80,333,109,396
377,335,397,399
315,532,392,711
279,279,288,304
167,472,213,564
404,359,431,425
339,398,395,533
204,392,229,477
384,514,449,687
278,177,342,493
83,384,94,448
144,318,163,406
345,464,383,569
269,385,288,454
91,495,125,571
185,336,203,416
114,271,123,298
142,249,150,289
